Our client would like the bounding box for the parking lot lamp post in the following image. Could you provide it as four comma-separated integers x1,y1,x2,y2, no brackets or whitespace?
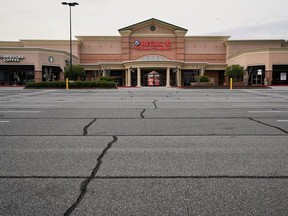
61,2,79,79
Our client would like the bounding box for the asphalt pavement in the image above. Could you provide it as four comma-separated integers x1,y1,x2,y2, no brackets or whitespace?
0,87,288,215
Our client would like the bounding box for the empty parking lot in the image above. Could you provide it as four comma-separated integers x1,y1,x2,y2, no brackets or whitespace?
0,87,288,215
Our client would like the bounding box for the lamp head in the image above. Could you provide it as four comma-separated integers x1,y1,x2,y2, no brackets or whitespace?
62,2,79,6
69,2,79,6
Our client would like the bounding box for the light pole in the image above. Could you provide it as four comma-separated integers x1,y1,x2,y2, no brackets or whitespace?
62,2,78,79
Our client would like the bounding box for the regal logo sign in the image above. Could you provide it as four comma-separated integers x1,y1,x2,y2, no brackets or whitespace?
0,55,24,62
134,40,171,50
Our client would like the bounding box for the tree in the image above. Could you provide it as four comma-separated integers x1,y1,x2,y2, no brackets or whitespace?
225,64,244,82
64,64,86,80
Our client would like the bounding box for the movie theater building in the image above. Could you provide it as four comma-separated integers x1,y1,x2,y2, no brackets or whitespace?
1,18,288,86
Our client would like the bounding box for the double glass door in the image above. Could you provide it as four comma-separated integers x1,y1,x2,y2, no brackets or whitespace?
148,71,161,86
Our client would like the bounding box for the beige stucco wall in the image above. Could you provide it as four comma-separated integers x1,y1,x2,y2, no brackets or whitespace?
77,36,122,54
20,40,81,57
227,48,288,70
185,37,228,54
77,36,122,64
0,47,79,71
184,37,228,63
225,40,283,58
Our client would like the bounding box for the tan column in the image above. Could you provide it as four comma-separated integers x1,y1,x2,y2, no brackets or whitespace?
166,67,171,87
125,70,128,86
200,68,203,76
137,67,141,87
177,68,181,87
34,69,42,83
127,68,131,87
179,69,182,86
200,67,205,76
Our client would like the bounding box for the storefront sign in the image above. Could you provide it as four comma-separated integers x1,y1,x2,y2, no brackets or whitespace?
0,55,24,62
134,40,171,50
48,56,54,63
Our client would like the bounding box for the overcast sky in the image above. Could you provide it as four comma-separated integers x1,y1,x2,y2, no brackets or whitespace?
1,0,288,41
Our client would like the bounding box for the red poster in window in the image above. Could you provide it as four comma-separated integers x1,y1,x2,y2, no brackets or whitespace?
148,75,154,86
154,75,160,86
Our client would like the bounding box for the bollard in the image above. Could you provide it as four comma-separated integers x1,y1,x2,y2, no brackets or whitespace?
230,78,233,90
66,78,69,90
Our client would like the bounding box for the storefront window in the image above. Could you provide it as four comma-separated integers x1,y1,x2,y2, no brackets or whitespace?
0,65,34,85
272,65,288,85
42,66,61,82
183,70,200,86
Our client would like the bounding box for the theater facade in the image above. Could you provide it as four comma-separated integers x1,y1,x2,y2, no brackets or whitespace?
1,18,288,86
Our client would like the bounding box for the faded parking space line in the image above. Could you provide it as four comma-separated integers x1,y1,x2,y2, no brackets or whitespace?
248,110,288,113
0,105,59,107
0,111,41,113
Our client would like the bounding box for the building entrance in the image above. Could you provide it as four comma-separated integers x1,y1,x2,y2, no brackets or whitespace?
129,68,177,87
247,65,265,85
140,69,166,86
147,71,161,86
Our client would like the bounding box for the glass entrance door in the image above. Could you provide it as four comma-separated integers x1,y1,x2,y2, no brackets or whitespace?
147,71,161,86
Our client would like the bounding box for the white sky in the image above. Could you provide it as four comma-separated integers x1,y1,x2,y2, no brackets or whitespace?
1,0,288,41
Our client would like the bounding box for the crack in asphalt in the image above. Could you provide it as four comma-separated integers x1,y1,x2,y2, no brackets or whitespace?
83,119,96,136
64,136,118,216
140,109,146,119
249,118,288,134
153,99,158,109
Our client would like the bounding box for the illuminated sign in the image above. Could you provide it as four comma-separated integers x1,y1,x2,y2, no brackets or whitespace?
0,55,24,62
134,40,171,50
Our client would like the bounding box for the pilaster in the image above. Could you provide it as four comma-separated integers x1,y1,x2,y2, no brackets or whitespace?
265,70,273,85
120,30,131,61
175,30,186,61
60,71,64,81
34,70,42,83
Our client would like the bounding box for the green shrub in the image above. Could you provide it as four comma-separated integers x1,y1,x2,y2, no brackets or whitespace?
64,65,86,80
25,80,116,89
25,81,66,88
99,76,113,82
200,75,210,82
225,64,244,81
